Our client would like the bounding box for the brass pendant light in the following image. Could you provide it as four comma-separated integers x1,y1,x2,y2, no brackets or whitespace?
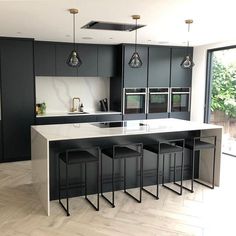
128,15,143,68
67,8,82,67
180,19,195,69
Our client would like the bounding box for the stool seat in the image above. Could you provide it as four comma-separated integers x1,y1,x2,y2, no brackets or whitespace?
185,140,215,150
102,146,141,159
144,143,182,154
59,151,97,164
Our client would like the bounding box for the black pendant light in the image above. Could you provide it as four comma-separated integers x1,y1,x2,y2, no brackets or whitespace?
181,19,194,69
67,8,82,67
129,15,142,68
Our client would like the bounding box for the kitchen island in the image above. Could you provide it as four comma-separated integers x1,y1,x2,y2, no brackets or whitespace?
31,118,222,216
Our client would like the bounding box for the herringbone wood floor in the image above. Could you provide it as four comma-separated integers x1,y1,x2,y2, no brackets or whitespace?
0,155,235,236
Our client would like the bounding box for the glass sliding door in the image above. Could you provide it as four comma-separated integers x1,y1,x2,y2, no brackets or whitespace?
206,47,236,156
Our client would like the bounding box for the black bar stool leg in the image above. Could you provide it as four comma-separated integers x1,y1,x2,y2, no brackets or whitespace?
156,154,159,199
124,156,142,203
101,154,115,208
162,154,165,186
66,161,70,216
85,162,99,211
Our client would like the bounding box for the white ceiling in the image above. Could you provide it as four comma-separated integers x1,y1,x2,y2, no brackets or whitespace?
0,0,236,46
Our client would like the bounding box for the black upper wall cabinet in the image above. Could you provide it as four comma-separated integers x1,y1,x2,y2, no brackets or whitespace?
123,45,148,88
148,46,171,87
0,38,35,161
98,45,117,77
77,44,97,77
34,41,56,76
35,41,118,77
170,47,193,87
55,43,77,76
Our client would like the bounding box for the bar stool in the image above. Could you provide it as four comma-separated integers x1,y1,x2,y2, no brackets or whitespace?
58,148,100,216
143,139,185,197
183,136,217,192
101,143,143,207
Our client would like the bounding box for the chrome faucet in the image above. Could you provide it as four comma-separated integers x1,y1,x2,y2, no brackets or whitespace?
71,97,80,112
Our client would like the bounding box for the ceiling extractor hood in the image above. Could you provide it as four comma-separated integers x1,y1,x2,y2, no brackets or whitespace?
81,21,145,32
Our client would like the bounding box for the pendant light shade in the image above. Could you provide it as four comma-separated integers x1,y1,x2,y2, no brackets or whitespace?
129,52,142,68
129,15,142,69
67,50,82,67
181,19,194,69
180,55,195,69
67,8,82,68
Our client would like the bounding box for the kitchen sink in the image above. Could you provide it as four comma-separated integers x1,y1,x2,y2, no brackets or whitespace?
67,111,89,115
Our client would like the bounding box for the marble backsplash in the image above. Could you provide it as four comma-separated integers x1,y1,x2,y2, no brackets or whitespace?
35,76,110,113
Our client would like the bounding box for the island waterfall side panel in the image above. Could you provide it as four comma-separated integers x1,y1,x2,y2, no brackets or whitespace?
199,128,222,186
31,128,50,216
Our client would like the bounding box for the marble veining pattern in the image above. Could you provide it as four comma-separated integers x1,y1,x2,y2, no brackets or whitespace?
35,76,110,113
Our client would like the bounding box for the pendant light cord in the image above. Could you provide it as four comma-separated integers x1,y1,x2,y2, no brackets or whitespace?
73,13,76,50
186,22,190,54
135,18,137,53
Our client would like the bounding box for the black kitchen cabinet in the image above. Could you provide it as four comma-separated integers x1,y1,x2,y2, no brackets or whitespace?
77,44,97,77
148,46,171,87
96,114,122,122
64,115,97,123
34,41,56,76
55,43,77,76
123,45,148,88
98,45,117,77
170,47,193,87
0,38,35,161
36,117,65,125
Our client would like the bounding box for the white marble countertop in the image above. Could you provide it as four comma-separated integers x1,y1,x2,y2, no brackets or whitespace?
31,118,222,142
36,111,122,118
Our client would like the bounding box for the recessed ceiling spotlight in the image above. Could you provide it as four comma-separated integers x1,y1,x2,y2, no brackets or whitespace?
17,32,21,34
82,36,93,40
147,39,152,42
109,37,113,39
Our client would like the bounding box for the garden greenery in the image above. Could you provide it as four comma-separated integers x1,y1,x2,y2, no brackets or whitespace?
211,56,236,118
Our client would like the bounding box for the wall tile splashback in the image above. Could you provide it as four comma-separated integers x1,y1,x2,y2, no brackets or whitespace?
35,76,110,113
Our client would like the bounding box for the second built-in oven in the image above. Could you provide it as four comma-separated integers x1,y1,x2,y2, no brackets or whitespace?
148,88,169,113
170,88,191,112
123,88,147,114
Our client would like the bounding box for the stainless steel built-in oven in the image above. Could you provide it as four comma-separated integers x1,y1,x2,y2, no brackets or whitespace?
148,88,169,113
170,88,191,112
123,88,147,114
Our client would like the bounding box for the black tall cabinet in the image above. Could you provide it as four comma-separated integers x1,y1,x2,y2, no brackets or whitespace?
123,45,148,88
0,38,35,161
148,46,171,87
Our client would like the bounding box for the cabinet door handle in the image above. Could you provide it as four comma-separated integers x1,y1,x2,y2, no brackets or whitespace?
125,92,147,95
172,92,190,95
149,92,169,95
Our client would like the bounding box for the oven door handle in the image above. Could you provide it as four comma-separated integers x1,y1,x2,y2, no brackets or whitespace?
125,92,147,95
171,92,190,95
149,92,169,95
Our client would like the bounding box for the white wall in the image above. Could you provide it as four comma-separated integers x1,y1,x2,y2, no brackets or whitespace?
191,40,236,122
35,76,110,113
